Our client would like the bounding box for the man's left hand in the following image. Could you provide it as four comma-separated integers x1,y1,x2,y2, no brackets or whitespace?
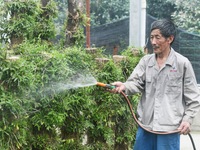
177,121,191,135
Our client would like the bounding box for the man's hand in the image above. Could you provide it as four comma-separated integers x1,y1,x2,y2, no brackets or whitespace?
111,81,126,93
178,121,191,135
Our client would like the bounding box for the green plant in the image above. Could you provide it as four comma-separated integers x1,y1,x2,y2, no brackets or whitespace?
146,0,176,20
91,0,129,26
169,0,200,34
0,0,57,44
0,41,142,149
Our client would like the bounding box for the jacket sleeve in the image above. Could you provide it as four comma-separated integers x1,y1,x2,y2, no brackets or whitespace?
183,60,200,124
123,56,146,95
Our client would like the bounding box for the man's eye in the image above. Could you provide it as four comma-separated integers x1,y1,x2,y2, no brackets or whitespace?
155,36,160,39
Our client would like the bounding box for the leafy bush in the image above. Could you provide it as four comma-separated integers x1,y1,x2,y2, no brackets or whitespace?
0,0,143,149
0,41,142,149
0,0,57,44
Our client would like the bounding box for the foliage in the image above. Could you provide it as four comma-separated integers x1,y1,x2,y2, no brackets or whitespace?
89,0,200,34
146,0,176,20
90,0,129,26
91,0,200,34
0,41,142,149
66,12,88,47
54,0,68,27
121,47,144,80
0,0,143,149
146,0,200,34
169,0,200,34
0,0,57,44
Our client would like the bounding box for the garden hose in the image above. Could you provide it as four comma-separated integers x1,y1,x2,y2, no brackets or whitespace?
96,82,196,150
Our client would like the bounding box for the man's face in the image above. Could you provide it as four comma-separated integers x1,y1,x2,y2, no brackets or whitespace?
150,29,173,55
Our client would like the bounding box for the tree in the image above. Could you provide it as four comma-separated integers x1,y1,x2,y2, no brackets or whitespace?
169,0,200,34
0,1,39,46
65,0,85,46
146,0,200,34
0,0,57,47
36,0,57,41
90,0,129,26
146,0,176,20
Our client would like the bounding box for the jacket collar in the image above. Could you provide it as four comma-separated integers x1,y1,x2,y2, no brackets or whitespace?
148,48,175,67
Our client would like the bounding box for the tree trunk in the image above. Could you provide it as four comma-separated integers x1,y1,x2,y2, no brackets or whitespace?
41,0,50,19
41,0,49,6
65,0,84,46
10,7,23,47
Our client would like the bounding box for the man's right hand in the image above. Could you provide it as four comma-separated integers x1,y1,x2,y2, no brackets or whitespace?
111,81,126,93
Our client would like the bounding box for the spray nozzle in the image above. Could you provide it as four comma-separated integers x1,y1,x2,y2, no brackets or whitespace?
96,82,116,89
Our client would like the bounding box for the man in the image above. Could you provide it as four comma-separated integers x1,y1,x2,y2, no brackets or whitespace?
112,19,200,150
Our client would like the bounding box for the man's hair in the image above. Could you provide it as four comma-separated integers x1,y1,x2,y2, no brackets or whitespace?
151,19,177,44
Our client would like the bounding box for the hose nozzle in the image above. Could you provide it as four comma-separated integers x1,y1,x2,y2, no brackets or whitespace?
96,82,116,89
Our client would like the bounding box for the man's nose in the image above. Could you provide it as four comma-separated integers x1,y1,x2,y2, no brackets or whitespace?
151,38,157,45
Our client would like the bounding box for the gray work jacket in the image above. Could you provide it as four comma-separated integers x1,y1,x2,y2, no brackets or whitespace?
124,48,200,131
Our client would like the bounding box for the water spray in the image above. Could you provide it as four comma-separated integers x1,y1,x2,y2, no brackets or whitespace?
96,81,196,150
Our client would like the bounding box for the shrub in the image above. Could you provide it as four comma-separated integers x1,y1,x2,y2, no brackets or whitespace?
0,41,142,149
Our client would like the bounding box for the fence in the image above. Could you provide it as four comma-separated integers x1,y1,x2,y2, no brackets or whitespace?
90,17,129,55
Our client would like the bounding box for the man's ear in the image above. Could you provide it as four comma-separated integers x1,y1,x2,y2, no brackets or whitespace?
168,35,174,44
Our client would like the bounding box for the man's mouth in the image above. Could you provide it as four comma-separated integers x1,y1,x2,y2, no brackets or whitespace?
153,46,159,50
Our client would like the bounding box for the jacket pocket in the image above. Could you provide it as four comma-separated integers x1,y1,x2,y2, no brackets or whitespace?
166,73,182,94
